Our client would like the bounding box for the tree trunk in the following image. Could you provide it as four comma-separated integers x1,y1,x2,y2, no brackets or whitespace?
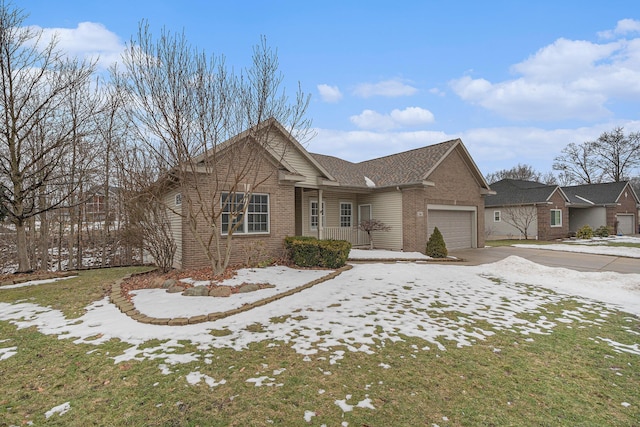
15,222,31,272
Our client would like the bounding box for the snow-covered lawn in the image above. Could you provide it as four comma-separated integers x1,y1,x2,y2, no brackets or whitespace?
513,235,640,258
1,252,638,368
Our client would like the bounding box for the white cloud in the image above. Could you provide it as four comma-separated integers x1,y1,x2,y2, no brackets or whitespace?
350,110,394,130
308,127,450,162
353,79,418,98
390,107,435,126
308,119,640,174
317,84,343,103
350,107,434,130
450,31,640,121
28,22,124,70
598,18,640,39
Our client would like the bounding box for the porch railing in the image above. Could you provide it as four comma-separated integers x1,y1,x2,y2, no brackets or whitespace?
321,227,370,246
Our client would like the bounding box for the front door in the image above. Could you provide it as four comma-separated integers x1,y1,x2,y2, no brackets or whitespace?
358,204,372,245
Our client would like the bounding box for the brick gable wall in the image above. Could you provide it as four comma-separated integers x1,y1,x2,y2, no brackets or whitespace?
179,150,295,270
610,185,638,233
401,147,486,252
536,189,569,240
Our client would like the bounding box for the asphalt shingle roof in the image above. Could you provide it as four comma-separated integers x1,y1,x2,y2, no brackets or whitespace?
562,181,630,205
310,139,460,188
485,179,559,207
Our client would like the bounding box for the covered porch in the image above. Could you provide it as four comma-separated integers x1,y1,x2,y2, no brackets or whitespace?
294,187,372,246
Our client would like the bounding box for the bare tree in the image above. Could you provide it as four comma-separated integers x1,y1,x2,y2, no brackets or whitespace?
0,3,97,272
553,141,601,184
502,205,538,240
592,127,640,182
485,163,553,184
117,24,310,274
356,219,391,249
553,128,640,184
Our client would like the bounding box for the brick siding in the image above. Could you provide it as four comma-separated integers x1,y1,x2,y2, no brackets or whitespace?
401,147,486,252
179,148,296,270
536,189,569,240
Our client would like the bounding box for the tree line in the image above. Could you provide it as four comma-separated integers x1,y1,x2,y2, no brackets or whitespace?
0,2,310,274
485,127,640,189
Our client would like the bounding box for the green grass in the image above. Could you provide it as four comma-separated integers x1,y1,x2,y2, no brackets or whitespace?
0,266,153,318
0,268,639,426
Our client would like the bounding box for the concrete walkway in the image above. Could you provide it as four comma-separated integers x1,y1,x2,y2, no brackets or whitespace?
448,246,640,274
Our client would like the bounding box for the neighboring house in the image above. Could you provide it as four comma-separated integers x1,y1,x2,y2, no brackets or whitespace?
165,119,492,269
83,186,120,223
562,181,639,235
485,179,640,240
485,179,570,240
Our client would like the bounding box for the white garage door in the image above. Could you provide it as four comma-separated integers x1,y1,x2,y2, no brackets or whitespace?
616,214,635,235
428,209,473,250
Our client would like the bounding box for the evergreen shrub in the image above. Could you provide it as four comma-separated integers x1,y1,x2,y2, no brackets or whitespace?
426,227,448,258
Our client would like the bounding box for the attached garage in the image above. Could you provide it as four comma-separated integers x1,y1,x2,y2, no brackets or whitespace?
427,206,477,250
616,214,635,235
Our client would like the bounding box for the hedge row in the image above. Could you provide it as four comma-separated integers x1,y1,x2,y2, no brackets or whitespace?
284,236,351,268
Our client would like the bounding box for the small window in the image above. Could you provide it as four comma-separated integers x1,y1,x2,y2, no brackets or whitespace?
550,209,562,227
340,202,352,227
493,211,501,222
175,193,182,205
310,200,325,230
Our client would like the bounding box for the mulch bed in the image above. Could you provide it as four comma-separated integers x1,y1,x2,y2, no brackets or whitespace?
119,266,274,302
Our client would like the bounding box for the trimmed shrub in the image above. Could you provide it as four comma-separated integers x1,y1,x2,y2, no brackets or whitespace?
576,225,594,239
284,236,351,268
594,225,611,238
426,227,448,258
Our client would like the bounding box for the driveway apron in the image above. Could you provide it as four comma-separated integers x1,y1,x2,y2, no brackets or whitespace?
448,246,640,274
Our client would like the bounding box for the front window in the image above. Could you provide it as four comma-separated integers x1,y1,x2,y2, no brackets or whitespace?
493,210,501,222
550,209,562,227
221,192,269,234
340,202,352,227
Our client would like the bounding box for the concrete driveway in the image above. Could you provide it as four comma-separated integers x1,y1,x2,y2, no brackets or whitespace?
448,246,640,274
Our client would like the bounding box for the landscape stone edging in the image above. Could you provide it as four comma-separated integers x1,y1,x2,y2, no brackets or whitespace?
0,271,77,287
110,265,353,326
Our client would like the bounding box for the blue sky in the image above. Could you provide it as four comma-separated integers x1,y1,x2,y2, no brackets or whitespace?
21,0,640,177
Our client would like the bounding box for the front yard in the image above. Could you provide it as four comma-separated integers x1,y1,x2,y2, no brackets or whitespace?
0,260,638,426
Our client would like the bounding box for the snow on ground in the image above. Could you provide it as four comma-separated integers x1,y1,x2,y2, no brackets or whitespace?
514,235,640,258
45,402,71,419
349,249,430,260
0,276,76,290
132,266,330,318
0,254,638,370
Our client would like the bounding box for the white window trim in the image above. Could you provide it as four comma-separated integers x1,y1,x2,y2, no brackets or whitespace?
339,201,353,228
310,199,326,230
221,192,270,235
493,210,501,222
550,209,562,227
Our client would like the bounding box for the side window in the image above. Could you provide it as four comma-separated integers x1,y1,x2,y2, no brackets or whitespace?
175,193,182,206
493,211,501,222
